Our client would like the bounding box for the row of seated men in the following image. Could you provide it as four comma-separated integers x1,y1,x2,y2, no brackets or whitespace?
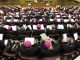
0,22,80,36
0,6,80,23
0,31,80,60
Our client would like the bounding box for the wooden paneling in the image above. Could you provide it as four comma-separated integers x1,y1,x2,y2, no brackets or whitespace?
26,2,56,7
31,2,45,7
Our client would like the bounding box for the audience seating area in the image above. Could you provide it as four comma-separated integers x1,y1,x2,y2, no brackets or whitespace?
0,6,80,60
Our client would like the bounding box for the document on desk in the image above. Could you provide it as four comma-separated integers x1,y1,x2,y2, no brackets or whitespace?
25,37,35,45
0,34,3,40
74,55,80,60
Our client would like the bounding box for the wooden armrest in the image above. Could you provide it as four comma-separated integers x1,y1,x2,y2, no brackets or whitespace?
3,51,16,57
42,56,60,60
77,49,80,51
20,55,37,60
63,51,76,55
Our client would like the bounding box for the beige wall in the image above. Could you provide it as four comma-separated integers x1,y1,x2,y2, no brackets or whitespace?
20,0,58,4
0,0,76,5
76,0,80,2
7,0,73,4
